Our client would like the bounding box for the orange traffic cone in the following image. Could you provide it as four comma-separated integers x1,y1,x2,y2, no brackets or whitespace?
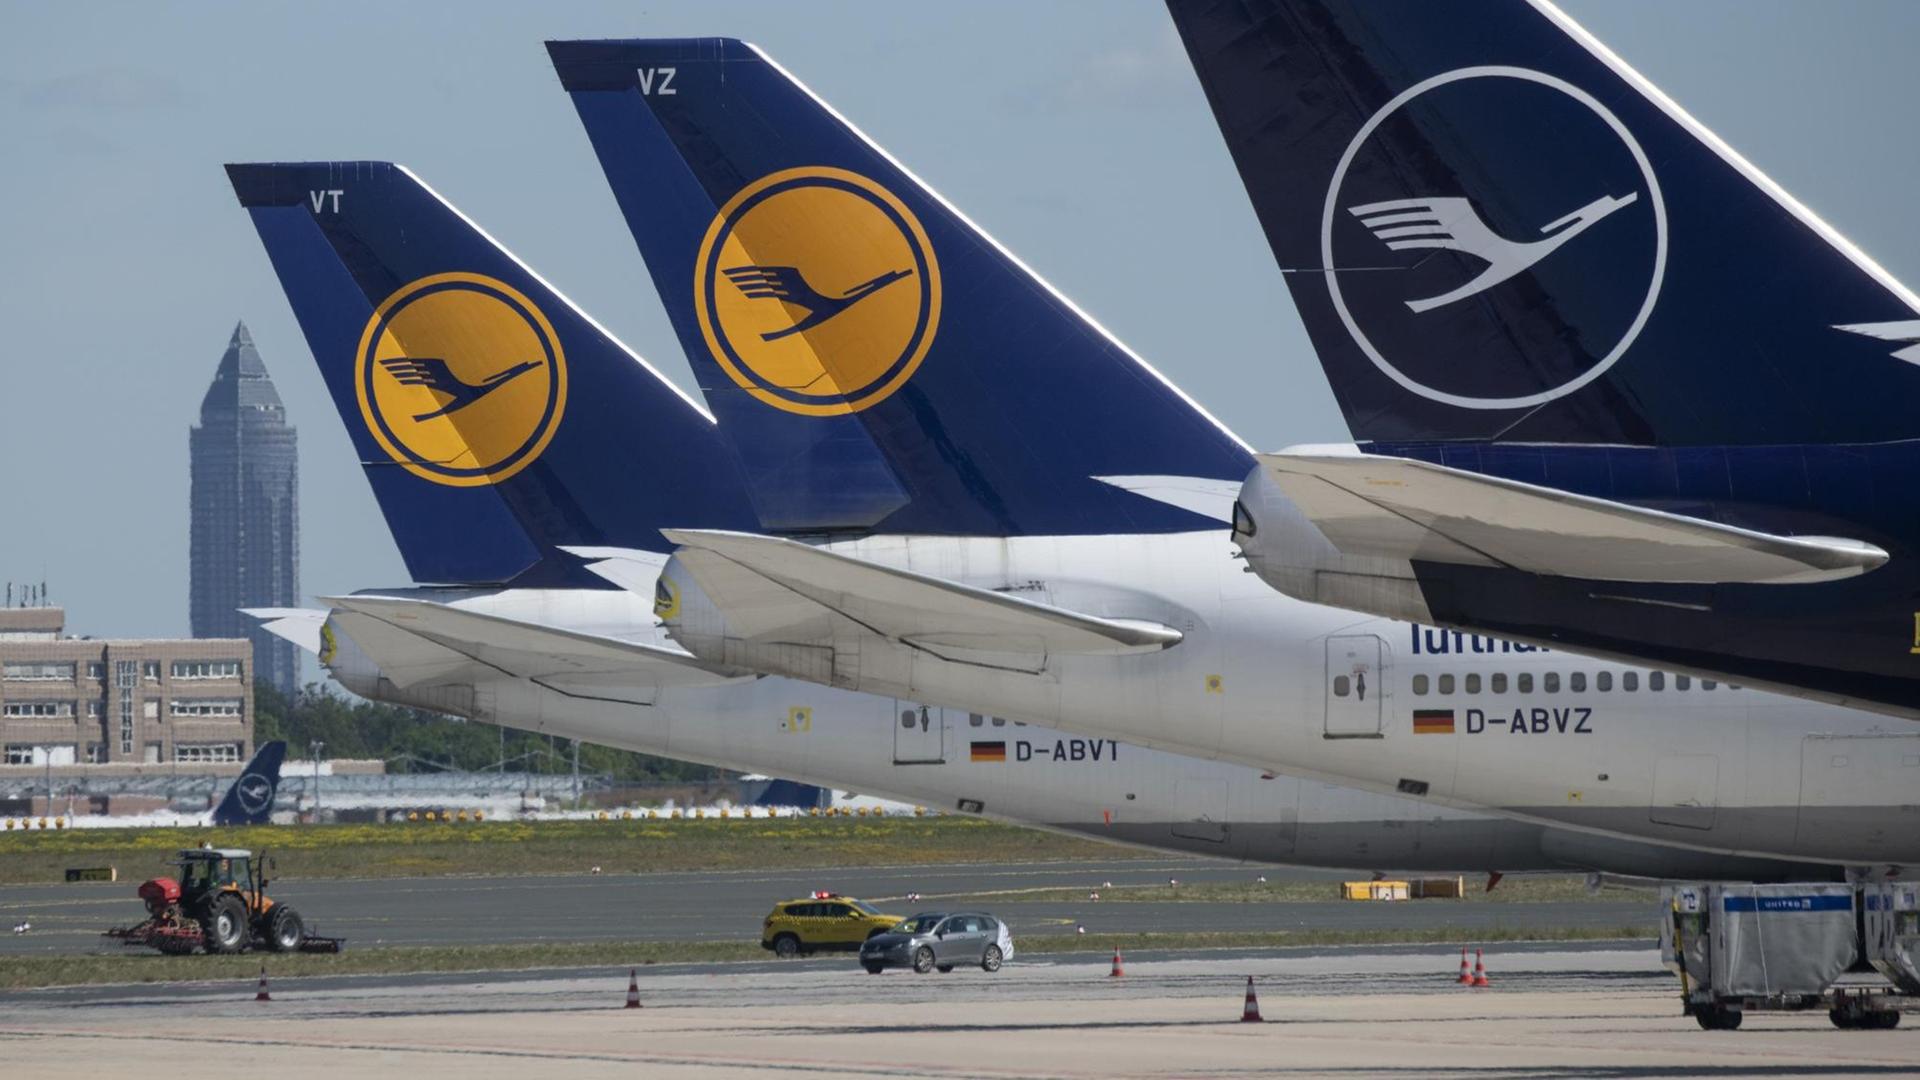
1470,949,1490,988
1109,949,1124,977
254,966,271,1002
625,968,643,1008
1240,976,1263,1022
1456,946,1472,985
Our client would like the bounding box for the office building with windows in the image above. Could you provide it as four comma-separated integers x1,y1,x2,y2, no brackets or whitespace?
189,321,299,696
0,607,253,768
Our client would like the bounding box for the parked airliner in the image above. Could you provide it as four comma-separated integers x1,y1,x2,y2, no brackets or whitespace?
226,160,1819,883
1168,0,1920,721
545,36,1919,873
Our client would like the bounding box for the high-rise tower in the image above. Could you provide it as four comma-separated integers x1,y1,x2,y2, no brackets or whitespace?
189,322,299,696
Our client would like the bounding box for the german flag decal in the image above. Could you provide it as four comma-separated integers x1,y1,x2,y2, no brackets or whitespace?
1412,709,1455,735
970,741,1007,762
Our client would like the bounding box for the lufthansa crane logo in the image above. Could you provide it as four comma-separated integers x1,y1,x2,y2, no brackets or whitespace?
235,772,274,815
695,167,940,416
652,577,680,621
356,272,567,486
1323,67,1667,410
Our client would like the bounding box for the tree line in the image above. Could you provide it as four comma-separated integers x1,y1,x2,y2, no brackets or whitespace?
251,681,717,783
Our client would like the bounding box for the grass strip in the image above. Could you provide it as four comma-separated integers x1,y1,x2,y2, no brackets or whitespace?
0,924,1651,991
0,817,1156,885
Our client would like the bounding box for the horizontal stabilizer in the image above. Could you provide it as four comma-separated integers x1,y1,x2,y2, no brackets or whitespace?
660,529,1183,657
323,595,748,699
241,607,328,655
1094,475,1240,523
1261,449,1886,585
561,546,669,599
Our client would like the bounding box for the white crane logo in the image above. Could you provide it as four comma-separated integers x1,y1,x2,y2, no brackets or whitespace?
1320,66,1667,411
236,773,274,815
1349,193,1640,313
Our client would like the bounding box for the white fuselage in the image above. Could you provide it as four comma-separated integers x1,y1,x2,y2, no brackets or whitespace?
319,587,1820,881
660,532,1919,870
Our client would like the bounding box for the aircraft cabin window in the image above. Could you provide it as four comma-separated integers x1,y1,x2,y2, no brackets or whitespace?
1676,675,1691,691
1623,672,1639,691
900,711,916,729
1336,675,1353,697
992,717,1007,727
1649,672,1666,691
1438,674,1455,695
1491,673,1508,694
1464,674,1481,694
1702,679,1717,691
970,713,984,727
1409,674,1426,696
1597,671,1612,691
1517,674,1534,693
1570,672,1586,692
1543,673,1560,693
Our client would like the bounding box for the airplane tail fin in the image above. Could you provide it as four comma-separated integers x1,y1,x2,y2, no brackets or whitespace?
226,162,755,584
547,39,1250,535
211,740,286,827
1168,0,1920,446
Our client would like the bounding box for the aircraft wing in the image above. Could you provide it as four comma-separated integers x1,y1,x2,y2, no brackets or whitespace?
1261,449,1887,585
241,608,328,655
658,529,1183,659
319,595,751,699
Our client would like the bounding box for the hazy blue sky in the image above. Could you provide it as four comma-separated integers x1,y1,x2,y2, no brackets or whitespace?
3,0,1919,648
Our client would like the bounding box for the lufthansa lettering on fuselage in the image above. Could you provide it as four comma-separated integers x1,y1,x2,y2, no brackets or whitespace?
1014,739,1120,763
1464,707,1593,735
1408,625,1546,655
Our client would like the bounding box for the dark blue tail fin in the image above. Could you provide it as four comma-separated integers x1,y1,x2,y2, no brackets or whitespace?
548,40,1250,536
212,740,285,826
1169,0,1920,446
747,779,829,810
227,163,756,583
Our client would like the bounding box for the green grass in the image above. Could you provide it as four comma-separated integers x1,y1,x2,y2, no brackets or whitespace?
0,924,1652,991
942,875,1611,906
0,816,1157,885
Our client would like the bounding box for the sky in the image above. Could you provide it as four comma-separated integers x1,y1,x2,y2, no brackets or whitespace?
3,0,1920,651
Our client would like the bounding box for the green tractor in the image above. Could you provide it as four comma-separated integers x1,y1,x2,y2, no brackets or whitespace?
105,848,342,954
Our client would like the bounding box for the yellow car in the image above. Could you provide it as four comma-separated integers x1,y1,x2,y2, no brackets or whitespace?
761,893,904,958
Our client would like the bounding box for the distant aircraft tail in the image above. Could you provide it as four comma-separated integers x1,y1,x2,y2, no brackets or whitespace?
226,162,756,584
548,39,1251,535
211,740,286,827
746,779,830,810
1168,0,1920,447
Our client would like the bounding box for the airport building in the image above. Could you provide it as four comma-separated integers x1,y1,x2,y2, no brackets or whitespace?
189,321,299,696
0,606,254,784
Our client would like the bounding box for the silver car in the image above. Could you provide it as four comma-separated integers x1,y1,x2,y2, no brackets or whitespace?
860,912,1014,974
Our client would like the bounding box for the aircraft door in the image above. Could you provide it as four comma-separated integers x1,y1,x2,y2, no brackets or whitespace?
1649,755,1718,830
1171,775,1230,844
893,702,945,764
1795,734,1920,855
1324,635,1384,738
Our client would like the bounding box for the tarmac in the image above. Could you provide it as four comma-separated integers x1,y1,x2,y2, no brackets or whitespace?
2,943,1912,1078
0,858,1649,955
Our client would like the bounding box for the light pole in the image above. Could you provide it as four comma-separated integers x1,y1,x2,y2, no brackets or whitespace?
309,739,325,823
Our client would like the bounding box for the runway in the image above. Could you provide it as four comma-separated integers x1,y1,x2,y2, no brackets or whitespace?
0,858,1648,956
2,944,1909,1078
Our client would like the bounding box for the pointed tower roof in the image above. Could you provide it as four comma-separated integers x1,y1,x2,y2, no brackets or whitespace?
199,320,286,419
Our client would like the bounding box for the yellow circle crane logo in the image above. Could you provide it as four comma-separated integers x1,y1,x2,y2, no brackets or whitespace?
355,273,567,487
695,167,940,416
